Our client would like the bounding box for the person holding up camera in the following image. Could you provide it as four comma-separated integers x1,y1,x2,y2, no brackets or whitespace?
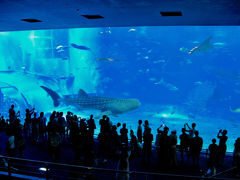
217,129,228,166
24,108,35,139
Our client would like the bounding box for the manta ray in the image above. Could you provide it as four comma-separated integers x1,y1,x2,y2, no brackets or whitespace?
0,81,31,109
40,86,141,117
188,35,213,54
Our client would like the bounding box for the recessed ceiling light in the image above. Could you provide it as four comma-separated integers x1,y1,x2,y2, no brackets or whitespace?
21,19,42,23
160,11,182,16
82,15,104,19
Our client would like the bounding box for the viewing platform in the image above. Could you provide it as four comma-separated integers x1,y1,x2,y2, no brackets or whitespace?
0,132,237,180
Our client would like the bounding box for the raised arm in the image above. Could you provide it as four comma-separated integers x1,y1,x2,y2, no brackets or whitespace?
217,129,222,138
157,124,164,132
30,108,35,115
184,123,191,130
16,111,20,117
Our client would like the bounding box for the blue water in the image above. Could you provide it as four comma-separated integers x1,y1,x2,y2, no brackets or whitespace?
0,26,240,151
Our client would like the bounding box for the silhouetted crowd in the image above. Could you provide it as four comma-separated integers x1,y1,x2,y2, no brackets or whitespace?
1,104,240,177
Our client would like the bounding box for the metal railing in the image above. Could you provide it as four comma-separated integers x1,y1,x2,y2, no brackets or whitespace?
0,155,237,180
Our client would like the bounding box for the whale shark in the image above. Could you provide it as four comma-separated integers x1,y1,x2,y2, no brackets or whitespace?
40,86,141,117
188,35,213,54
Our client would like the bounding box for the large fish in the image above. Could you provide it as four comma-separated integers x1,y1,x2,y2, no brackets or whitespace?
40,86,141,117
56,44,90,52
70,43,90,51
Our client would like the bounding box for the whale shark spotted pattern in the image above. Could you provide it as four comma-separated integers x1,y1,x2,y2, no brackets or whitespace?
40,86,141,117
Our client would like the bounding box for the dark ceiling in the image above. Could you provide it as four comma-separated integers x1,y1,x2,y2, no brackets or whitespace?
0,0,240,31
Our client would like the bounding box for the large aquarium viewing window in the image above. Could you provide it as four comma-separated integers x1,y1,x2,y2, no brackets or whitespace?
0,26,239,151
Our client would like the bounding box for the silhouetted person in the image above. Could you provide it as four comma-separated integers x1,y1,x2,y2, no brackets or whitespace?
103,117,112,158
143,128,153,164
88,114,96,139
68,115,79,144
50,111,57,125
117,122,121,128
104,117,112,151
111,125,121,158
6,130,15,157
137,120,143,143
8,105,15,122
185,122,197,162
191,131,203,168
97,132,106,162
0,116,6,131
155,126,162,163
179,128,190,164
75,123,88,163
169,130,177,168
15,121,25,158
185,122,197,139
233,138,240,176
58,112,66,140
38,112,47,142
99,115,107,133
143,120,150,137
96,115,109,161
66,111,73,137
120,123,128,146
159,126,169,168
130,130,139,158
47,112,57,135
116,146,131,180
32,113,39,144
105,116,112,130
24,108,34,139
207,138,218,175
217,129,228,165
79,118,87,135
48,129,61,161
